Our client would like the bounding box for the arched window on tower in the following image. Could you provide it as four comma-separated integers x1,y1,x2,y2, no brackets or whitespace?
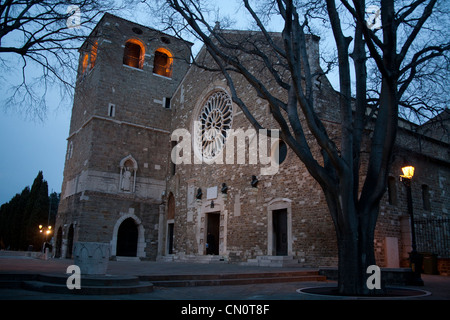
90,41,98,70
153,48,173,78
81,53,89,74
123,39,145,69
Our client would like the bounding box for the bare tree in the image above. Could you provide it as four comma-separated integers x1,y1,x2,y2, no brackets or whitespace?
0,0,127,120
155,0,449,295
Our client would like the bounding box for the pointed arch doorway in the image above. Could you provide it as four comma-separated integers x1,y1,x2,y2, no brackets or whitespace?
116,218,138,257
112,214,146,259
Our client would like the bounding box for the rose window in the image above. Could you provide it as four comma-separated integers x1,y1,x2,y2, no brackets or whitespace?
195,91,233,160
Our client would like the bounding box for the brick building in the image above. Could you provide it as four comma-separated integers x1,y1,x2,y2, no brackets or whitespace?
55,14,449,271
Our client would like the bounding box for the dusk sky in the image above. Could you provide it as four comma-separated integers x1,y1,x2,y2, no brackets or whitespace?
0,103,70,204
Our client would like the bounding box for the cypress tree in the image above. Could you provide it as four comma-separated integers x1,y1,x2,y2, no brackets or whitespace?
0,172,51,251
0,186,30,250
24,171,49,251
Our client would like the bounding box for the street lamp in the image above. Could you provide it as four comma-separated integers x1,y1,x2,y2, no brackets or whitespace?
401,166,415,179
39,225,52,252
400,165,424,286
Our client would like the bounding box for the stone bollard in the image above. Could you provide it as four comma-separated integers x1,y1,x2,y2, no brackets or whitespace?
73,242,110,275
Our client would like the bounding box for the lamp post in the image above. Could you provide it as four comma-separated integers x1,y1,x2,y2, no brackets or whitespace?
39,225,52,253
400,166,424,286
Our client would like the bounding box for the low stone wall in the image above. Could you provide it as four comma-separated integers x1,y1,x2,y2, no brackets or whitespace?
0,250,46,259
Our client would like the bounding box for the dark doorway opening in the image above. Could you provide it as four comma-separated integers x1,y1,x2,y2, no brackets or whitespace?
168,223,174,254
273,209,288,256
66,224,74,259
206,212,220,255
117,218,138,257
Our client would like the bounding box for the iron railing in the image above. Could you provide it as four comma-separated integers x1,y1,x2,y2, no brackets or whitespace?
415,217,450,258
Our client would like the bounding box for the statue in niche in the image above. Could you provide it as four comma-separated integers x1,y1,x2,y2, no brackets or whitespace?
121,167,132,191
119,155,138,193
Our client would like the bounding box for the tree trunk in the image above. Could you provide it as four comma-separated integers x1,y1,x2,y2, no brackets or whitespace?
328,188,384,296
337,234,363,295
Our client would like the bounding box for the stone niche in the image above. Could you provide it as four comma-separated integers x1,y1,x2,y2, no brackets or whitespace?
119,155,138,193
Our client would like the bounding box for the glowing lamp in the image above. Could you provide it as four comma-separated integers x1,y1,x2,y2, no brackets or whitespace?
401,166,415,179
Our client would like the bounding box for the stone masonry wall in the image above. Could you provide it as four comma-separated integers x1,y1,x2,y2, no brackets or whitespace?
163,33,450,268
55,13,192,260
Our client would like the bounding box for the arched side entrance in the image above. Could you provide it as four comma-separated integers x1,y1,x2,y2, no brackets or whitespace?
117,218,138,257
111,214,146,258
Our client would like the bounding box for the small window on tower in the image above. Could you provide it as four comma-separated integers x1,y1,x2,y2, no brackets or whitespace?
153,48,173,78
67,141,74,160
108,103,116,117
123,39,145,69
164,97,171,109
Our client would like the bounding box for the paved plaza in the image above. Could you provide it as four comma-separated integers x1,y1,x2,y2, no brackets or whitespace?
0,252,449,301
1,252,448,319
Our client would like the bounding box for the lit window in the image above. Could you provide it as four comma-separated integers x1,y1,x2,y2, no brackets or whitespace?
153,48,173,78
82,53,89,74
123,39,145,69
90,41,98,70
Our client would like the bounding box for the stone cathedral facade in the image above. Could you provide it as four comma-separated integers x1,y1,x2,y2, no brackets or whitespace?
55,13,450,270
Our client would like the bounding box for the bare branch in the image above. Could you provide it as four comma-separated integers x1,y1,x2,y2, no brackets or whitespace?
0,0,126,118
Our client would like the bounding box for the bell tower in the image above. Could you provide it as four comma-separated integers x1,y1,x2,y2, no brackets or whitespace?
55,13,192,260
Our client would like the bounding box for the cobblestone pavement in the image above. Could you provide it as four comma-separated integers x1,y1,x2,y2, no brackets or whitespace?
0,254,448,301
